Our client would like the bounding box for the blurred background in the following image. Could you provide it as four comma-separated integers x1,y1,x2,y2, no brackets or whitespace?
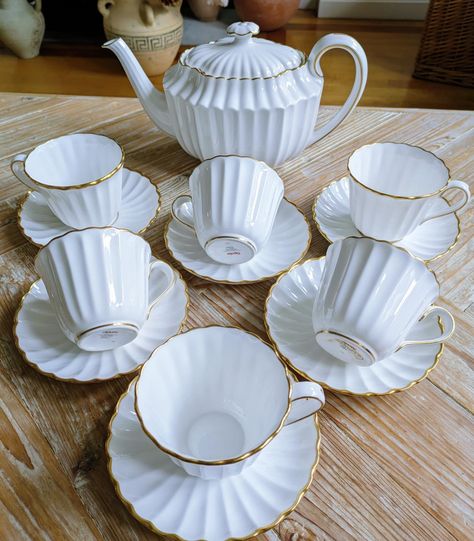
1,0,473,109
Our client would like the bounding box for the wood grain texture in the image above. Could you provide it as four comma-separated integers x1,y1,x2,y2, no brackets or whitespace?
0,93,472,540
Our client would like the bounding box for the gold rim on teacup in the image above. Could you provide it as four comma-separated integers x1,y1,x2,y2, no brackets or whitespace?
347,142,452,200
134,325,323,466
11,133,125,191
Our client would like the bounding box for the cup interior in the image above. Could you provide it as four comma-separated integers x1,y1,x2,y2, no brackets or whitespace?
348,143,449,197
25,134,123,187
136,327,290,463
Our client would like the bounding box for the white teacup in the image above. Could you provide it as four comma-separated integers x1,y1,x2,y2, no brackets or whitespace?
135,326,325,480
35,227,175,352
171,156,284,265
312,237,455,366
11,133,124,229
348,142,470,241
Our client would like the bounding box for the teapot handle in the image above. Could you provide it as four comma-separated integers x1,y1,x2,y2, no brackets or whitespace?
308,34,368,145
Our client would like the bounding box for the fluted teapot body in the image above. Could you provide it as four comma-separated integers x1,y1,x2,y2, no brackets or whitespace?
104,22,367,166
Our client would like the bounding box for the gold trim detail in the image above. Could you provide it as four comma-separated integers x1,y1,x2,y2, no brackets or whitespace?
12,133,125,191
347,142,451,200
106,377,321,541
12,271,190,384
134,325,293,466
204,234,257,254
315,329,376,364
312,180,461,263
164,197,312,285
264,256,445,397
75,321,139,342
17,168,161,248
179,48,307,81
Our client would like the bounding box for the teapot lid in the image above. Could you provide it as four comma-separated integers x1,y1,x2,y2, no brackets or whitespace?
180,22,305,79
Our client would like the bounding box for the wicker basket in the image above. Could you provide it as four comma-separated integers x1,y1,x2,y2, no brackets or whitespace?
413,0,474,88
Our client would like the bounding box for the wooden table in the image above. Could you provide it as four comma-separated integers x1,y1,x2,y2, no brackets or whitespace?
0,93,472,541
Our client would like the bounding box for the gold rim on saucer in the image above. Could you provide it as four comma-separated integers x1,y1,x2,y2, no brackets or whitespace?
106,377,321,541
263,256,445,397
312,179,462,263
13,270,189,384
164,197,312,285
17,168,161,248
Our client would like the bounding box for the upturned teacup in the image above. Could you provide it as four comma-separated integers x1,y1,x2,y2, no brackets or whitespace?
35,227,175,351
135,326,325,480
348,142,470,242
312,237,455,366
171,156,284,265
12,133,124,229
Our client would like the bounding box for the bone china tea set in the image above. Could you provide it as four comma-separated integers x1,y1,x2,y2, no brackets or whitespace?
11,22,471,541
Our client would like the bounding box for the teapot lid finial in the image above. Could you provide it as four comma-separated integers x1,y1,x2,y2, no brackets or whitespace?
226,22,260,39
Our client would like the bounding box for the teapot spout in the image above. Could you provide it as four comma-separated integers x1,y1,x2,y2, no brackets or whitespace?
102,38,175,138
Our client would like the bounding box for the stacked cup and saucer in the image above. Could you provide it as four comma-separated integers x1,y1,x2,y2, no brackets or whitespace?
266,142,468,395
14,134,161,246
165,155,311,283
12,134,188,382
313,142,470,261
107,326,325,540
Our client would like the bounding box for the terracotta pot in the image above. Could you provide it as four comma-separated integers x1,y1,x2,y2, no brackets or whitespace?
98,0,183,76
188,0,228,22
234,0,299,31
0,0,45,59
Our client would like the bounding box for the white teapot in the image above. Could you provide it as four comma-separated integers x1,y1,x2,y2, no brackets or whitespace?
103,21,367,166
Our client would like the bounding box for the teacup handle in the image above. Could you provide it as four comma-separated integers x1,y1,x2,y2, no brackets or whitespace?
171,195,195,230
420,180,470,224
284,381,325,426
147,260,176,313
11,154,36,190
398,305,455,348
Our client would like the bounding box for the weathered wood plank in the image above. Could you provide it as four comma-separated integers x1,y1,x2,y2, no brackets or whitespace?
0,370,103,540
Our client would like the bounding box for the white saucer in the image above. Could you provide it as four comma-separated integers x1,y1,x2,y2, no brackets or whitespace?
265,258,445,396
313,177,461,262
14,263,188,383
18,168,161,246
107,379,320,541
165,199,311,284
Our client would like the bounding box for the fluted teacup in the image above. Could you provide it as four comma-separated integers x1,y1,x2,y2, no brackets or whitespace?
171,156,284,264
35,227,175,351
312,237,455,366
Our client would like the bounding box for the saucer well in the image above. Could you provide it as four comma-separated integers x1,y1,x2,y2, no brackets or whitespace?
14,263,188,383
265,258,444,396
164,198,311,284
18,168,160,246
107,379,320,541
313,177,461,262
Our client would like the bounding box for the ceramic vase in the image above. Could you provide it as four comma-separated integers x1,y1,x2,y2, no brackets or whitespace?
98,0,183,76
234,0,299,31
0,0,45,59
188,0,228,22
